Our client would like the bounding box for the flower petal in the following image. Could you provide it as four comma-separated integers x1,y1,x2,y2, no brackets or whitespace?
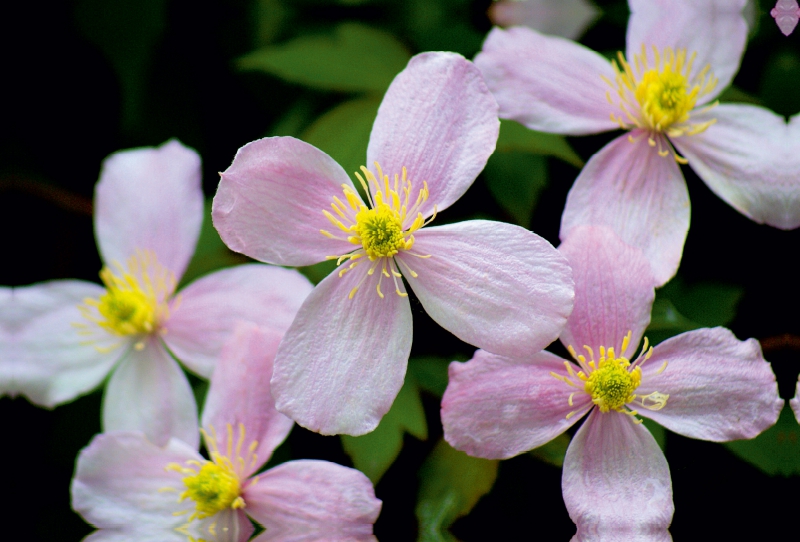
673,104,800,230
95,140,203,280
475,26,619,135
103,339,199,449
164,264,312,377
560,132,689,286
243,459,380,541
792,379,800,424
557,226,655,355
489,0,601,40
636,327,782,441
400,220,573,358
366,52,499,217
271,263,412,436
213,137,356,267
442,349,591,460
202,322,294,477
0,287,14,396
563,410,673,539
626,0,747,103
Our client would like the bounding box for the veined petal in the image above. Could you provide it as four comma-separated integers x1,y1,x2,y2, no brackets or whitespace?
442,349,591,460
103,339,199,449
202,322,294,478
673,104,800,230
213,137,357,267
366,52,499,218
627,0,747,103
401,220,574,358
95,140,203,281
164,264,312,377
475,26,619,135
563,410,673,539
560,133,689,286
637,327,782,441
243,460,380,541
557,226,655,356
270,263,412,436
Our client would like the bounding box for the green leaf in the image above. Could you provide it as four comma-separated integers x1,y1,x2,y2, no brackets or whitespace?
297,259,337,285
759,48,800,117
483,153,548,227
408,357,454,398
237,23,411,93
416,440,498,542
717,85,763,106
529,433,570,467
642,418,666,451
496,120,583,168
725,405,800,477
342,376,427,484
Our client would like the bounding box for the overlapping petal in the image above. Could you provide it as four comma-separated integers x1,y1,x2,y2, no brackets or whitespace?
475,27,619,135
442,349,591,460
0,287,13,395
94,139,204,280
401,220,573,358
489,0,600,40
560,133,689,286
636,327,782,441
270,263,412,436
213,137,356,267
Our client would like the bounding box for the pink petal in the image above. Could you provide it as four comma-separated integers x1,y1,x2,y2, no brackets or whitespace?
400,220,574,358
489,0,600,40
213,137,356,267
771,0,800,36
164,264,312,377
626,0,747,104
366,52,499,218
557,226,655,355
791,379,800,424
563,410,673,538
94,140,203,280
636,327,782,441
673,104,800,230
202,322,294,478
270,263,412,436
560,132,689,286
0,287,13,396
475,27,619,135
442,349,591,460
103,339,199,449
243,459,380,541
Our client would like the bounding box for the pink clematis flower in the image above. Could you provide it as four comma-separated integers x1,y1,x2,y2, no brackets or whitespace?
72,322,381,542
489,0,601,40
15,140,312,449
772,0,800,35
476,0,800,286
212,51,574,436
442,226,782,540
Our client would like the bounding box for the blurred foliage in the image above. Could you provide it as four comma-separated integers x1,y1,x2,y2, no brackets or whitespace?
408,356,454,398
759,47,800,117
530,433,571,467
725,405,800,477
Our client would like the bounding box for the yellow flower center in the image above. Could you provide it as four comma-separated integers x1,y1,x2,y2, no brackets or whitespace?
354,203,406,260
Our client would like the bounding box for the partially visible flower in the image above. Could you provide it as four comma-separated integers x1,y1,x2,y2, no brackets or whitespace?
213,52,574,436
0,287,14,395
489,0,600,40
442,226,782,539
772,0,800,35
72,322,381,542
16,140,312,448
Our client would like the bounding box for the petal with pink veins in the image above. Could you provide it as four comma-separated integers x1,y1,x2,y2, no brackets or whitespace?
213,137,356,267
442,349,591,460
270,263,412,436
563,409,673,539
475,26,619,135
366,52,499,218
401,220,573,359
560,132,689,287
94,139,203,281
164,264,312,377
636,327,782,441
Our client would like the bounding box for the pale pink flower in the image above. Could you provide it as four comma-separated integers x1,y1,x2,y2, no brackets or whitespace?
72,322,381,542
212,51,574,436
772,0,800,35
476,0,800,286
442,226,782,540
16,140,312,448
489,0,600,40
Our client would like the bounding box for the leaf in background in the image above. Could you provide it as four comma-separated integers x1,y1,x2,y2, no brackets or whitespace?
759,47,800,117
237,23,411,94
725,405,800,477
342,376,427,484
251,0,290,48
496,119,583,168
298,259,337,285
717,85,763,105
483,153,548,228
416,439,498,542
643,418,666,451
408,356,454,398
529,433,570,467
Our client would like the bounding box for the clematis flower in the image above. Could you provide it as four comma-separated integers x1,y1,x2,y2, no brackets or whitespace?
476,0,800,286
772,0,800,35
212,51,574,437
489,0,601,40
15,140,312,448
442,226,782,540
72,322,381,542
